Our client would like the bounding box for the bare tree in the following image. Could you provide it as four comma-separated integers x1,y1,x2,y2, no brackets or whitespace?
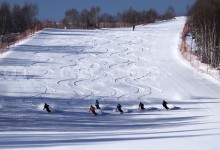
62,8,80,28
80,9,90,28
0,1,12,35
21,3,38,31
161,6,175,20
90,6,100,27
187,0,220,68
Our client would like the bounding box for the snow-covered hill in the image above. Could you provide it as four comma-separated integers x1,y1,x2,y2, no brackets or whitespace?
1,17,220,150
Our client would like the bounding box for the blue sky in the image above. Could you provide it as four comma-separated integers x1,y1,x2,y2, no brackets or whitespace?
0,0,195,21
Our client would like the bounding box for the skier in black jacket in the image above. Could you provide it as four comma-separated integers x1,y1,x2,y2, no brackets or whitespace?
162,100,169,110
43,103,51,112
139,102,146,110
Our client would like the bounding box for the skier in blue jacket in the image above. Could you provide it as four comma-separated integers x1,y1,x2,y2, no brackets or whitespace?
95,100,101,109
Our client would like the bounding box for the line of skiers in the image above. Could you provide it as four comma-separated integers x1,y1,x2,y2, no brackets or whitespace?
43,100,170,115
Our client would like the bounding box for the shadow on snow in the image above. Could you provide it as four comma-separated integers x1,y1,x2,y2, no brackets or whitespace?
0,94,219,148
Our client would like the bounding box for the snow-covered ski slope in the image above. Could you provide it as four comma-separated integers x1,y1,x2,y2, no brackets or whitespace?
1,17,220,150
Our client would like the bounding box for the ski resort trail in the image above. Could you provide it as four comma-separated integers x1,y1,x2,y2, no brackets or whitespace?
1,17,220,150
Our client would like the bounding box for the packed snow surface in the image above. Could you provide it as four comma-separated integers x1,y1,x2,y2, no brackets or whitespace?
1,17,220,150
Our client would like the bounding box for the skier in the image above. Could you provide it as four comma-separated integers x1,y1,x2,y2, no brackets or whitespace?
133,25,135,31
162,100,169,110
89,105,98,116
43,103,51,112
95,100,101,109
117,104,123,114
139,102,146,110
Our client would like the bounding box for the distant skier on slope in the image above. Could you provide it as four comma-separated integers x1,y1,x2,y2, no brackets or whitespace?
133,25,135,31
139,102,146,110
117,104,123,114
89,105,98,116
162,100,169,110
43,103,51,112
95,100,101,109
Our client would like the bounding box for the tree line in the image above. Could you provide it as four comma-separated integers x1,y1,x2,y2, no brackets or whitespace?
0,2,176,50
0,1,38,47
62,6,176,29
187,0,220,67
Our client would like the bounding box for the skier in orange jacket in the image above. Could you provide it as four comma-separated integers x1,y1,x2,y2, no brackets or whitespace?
89,105,98,116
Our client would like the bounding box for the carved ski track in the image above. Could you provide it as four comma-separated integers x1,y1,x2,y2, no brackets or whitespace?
126,78,153,100
31,58,50,66
122,78,140,94
110,51,120,56
112,72,140,100
118,40,131,45
103,71,114,77
62,54,72,59
109,63,118,69
134,72,152,81
78,55,90,61
135,76,163,96
131,39,143,45
27,67,51,78
91,73,100,82
74,79,101,99
111,87,125,99
118,48,129,56
68,79,89,96
73,79,86,86
61,49,85,59
125,78,145,94
32,80,48,95
60,62,77,69
56,73,78,86
88,61,120,98
109,52,134,69
115,73,133,82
